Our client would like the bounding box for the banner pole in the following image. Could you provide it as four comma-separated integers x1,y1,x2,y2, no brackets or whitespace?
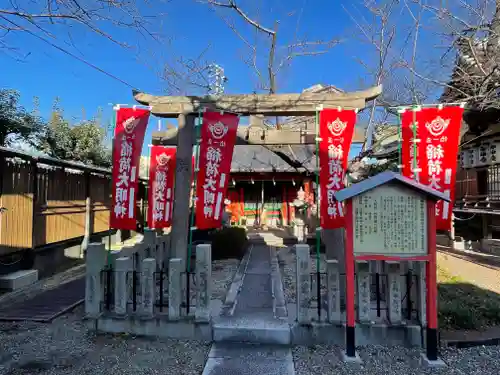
108,106,118,265
397,110,403,173
412,106,419,182
186,109,202,315
314,107,321,320
145,144,151,230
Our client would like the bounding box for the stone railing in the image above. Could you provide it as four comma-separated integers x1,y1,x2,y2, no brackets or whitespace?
84,229,212,340
293,244,425,347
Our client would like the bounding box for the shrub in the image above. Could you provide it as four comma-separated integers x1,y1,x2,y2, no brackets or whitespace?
210,227,248,261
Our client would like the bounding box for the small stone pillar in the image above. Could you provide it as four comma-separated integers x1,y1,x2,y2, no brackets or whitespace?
416,261,427,326
140,258,156,316
386,261,402,324
135,242,146,274
114,257,132,315
169,258,182,320
195,244,212,322
296,244,311,324
85,243,106,317
326,259,341,323
356,261,371,323
144,228,156,259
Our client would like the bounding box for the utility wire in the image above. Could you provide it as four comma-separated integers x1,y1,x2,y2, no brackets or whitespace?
0,15,138,90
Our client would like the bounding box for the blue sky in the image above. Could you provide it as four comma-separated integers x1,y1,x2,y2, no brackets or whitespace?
0,0,440,160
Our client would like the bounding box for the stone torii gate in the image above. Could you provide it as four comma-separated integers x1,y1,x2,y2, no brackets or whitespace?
133,86,382,265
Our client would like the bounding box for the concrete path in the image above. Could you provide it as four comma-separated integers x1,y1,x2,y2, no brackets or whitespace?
204,244,295,375
438,246,500,294
202,343,295,375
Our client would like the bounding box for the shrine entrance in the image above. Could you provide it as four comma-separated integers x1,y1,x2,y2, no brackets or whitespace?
132,85,382,351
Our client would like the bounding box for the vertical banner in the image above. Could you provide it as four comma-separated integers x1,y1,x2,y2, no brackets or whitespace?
148,146,176,229
195,111,239,229
319,108,357,229
110,107,150,230
401,107,464,230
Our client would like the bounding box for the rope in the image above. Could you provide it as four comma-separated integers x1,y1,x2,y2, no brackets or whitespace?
187,110,202,273
453,213,477,221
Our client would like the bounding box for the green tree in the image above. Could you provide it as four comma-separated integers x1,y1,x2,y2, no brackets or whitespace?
0,89,45,147
42,99,111,167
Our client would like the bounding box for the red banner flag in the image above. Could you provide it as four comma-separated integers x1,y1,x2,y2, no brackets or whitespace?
110,107,150,230
195,112,239,229
401,106,464,230
148,146,176,229
319,109,357,229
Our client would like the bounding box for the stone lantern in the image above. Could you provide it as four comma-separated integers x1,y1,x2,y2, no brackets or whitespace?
292,187,308,243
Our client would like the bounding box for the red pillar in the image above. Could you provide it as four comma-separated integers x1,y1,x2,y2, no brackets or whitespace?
426,199,438,360
344,199,356,357
282,185,288,226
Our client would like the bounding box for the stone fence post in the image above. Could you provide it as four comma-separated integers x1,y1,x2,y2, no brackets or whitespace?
141,258,156,317
114,257,132,315
296,244,311,324
169,258,182,320
85,243,106,318
195,244,212,322
326,259,341,323
356,261,371,323
417,261,427,326
386,261,402,324
144,229,157,259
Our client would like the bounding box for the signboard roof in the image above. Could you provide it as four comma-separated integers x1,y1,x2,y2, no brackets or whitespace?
334,171,450,203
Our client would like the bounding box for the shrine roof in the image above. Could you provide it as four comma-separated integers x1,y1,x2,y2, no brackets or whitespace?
334,171,450,202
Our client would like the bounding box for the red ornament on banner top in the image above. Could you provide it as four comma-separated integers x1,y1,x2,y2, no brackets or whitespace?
401,106,464,230
110,107,150,230
148,146,176,229
319,108,357,229
195,112,239,230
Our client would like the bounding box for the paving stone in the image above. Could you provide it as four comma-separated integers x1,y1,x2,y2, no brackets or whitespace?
203,343,295,375
209,343,292,360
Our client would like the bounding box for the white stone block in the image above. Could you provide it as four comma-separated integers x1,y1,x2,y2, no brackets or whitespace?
417,261,427,326
195,244,212,322
114,257,132,315
356,261,371,323
0,269,38,291
327,260,341,323
386,261,402,324
169,258,182,320
140,258,156,316
85,242,106,317
296,244,311,324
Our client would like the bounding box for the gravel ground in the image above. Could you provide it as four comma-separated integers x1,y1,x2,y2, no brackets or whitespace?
293,344,500,375
278,246,326,304
0,306,210,375
211,258,240,301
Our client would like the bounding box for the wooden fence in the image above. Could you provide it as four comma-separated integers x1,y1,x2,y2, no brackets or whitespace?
0,148,147,257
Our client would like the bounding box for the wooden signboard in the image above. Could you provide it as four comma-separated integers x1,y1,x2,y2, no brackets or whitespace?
352,185,427,256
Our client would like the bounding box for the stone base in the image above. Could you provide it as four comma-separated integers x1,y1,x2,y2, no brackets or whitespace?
340,350,363,365
213,319,291,345
92,315,212,341
0,270,38,291
290,322,422,347
420,353,447,368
